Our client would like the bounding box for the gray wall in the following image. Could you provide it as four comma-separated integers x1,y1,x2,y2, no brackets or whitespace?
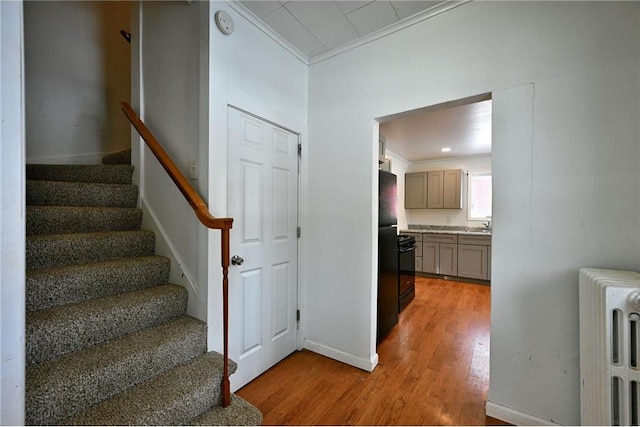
304,2,640,424
25,1,130,163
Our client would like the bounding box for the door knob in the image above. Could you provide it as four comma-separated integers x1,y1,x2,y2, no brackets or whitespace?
231,255,244,266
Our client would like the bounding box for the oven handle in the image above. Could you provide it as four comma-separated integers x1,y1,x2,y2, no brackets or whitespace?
398,246,416,253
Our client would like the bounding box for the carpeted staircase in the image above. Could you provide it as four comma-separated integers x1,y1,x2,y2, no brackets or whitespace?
25,151,262,425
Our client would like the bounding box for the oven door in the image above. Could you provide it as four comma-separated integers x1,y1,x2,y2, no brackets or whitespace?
398,245,416,311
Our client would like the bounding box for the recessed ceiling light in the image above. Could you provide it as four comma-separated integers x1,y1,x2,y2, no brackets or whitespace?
441,147,452,152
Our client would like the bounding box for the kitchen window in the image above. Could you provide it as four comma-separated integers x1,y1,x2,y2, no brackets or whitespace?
468,171,492,221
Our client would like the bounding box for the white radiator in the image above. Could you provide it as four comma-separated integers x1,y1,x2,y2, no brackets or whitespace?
580,268,640,426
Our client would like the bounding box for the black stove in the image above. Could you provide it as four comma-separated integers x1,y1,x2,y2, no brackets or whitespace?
397,235,416,312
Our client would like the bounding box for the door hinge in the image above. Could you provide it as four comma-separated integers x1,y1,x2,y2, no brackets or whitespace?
297,227,301,238
298,143,302,158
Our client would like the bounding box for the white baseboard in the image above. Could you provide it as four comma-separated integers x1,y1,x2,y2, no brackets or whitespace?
26,151,109,165
486,401,561,426
303,339,378,372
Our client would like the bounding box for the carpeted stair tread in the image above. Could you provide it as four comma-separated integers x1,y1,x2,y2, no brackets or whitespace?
26,180,138,208
26,206,143,235
102,149,131,165
26,164,133,184
26,256,170,311
26,230,155,270
190,395,263,426
58,352,235,426
26,284,188,365
26,316,208,426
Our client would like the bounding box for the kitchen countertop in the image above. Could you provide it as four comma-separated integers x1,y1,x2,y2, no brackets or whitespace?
400,227,491,237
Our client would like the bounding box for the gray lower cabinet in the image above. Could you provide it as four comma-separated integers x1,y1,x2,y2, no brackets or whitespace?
439,243,458,276
421,234,457,275
408,231,490,280
457,244,489,280
422,242,439,273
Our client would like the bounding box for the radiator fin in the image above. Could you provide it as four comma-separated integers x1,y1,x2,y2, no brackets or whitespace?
580,268,640,426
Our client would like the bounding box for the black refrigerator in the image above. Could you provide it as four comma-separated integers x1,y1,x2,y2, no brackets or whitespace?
377,170,399,343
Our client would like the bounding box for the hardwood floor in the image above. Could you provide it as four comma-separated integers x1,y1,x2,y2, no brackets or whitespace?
236,277,509,425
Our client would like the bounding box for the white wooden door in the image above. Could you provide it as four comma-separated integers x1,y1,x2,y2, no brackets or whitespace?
227,107,298,391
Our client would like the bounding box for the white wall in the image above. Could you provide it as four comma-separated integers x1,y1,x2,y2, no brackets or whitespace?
405,155,492,228
207,1,308,351
24,1,130,164
136,1,210,322
0,1,26,424
305,2,640,425
135,0,308,349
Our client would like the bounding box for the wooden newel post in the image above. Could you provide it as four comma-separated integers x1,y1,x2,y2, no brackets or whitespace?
221,228,231,408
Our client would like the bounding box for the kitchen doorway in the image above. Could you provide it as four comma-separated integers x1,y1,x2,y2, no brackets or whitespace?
374,92,494,402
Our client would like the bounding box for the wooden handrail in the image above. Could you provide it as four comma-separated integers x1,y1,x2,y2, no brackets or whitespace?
121,102,232,408
121,102,232,230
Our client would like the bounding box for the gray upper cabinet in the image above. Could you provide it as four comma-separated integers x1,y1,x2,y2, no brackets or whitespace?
405,172,428,209
406,169,463,209
443,169,462,209
427,171,443,208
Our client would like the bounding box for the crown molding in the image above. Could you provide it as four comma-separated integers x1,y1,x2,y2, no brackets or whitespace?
309,0,472,65
225,0,310,65
409,153,492,167
225,0,472,67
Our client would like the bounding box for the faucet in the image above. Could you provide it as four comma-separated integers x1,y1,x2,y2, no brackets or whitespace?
482,221,492,232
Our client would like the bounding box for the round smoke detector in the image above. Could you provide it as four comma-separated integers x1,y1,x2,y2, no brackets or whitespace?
215,10,234,35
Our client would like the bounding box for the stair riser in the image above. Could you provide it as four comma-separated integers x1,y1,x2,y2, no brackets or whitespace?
27,181,138,208
26,231,155,270
26,206,142,235
26,256,170,311
26,317,207,426
102,150,131,165
26,285,188,365
26,164,133,185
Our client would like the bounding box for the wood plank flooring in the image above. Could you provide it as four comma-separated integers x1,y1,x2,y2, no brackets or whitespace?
236,277,509,425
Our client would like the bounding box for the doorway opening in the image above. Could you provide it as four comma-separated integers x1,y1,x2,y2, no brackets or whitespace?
374,92,493,412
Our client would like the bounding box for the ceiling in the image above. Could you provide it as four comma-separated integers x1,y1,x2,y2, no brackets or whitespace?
379,98,492,162
238,0,448,59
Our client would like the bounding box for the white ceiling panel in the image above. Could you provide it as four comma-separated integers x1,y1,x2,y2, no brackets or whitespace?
346,1,398,36
390,1,444,20
240,1,283,18
283,1,343,27
262,6,309,41
237,0,453,60
335,1,376,15
284,1,359,49
289,31,327,57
